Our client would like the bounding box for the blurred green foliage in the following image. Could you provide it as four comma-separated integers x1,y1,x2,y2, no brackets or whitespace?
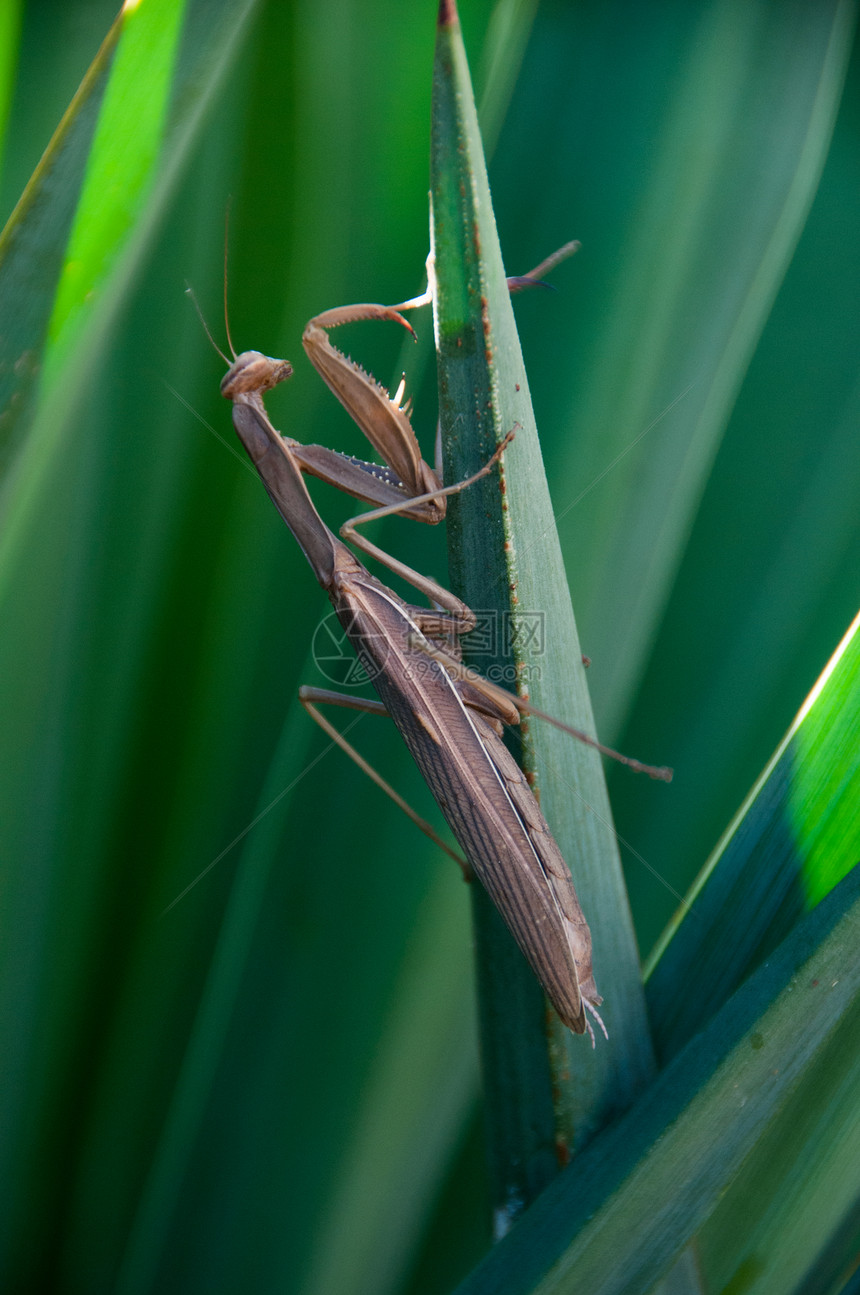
1,1,859,1292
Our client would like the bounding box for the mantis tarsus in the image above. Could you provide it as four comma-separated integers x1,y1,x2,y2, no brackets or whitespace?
215,249,669,1042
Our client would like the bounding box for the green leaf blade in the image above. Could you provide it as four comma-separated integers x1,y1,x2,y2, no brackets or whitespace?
647,609,860,1062
453,863,860,1295
44,0,187,386
431,0,656,1194
556,0,856,740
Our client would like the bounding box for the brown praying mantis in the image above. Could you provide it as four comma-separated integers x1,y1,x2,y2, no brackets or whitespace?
213,247,670,1042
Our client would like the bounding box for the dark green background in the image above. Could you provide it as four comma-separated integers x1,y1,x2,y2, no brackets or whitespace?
1,1,858,1291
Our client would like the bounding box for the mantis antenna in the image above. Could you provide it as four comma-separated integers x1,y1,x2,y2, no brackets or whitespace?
183,201,239,366
223,200,238,362
185,283,231,366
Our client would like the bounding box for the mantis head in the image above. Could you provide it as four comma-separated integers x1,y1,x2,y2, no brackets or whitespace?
220,351,294,402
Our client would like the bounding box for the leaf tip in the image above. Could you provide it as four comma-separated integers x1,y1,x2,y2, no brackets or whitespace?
437,0,459,29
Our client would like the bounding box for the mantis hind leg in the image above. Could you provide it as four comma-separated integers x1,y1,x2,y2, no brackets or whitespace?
298,686,469,878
